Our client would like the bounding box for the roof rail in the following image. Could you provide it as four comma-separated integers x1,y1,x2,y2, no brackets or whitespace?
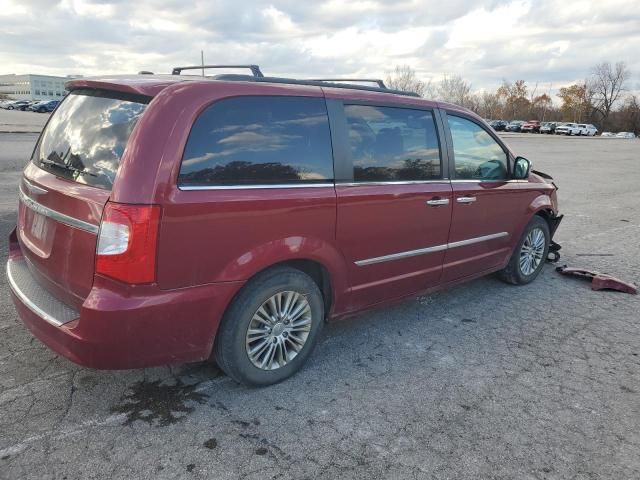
172,64,264,77
211,74,419,97
308,78,387,89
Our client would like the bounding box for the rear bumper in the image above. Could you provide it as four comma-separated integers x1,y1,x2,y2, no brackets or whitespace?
7,237,243,369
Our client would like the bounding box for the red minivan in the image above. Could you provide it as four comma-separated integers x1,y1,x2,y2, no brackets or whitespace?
7,66,562,386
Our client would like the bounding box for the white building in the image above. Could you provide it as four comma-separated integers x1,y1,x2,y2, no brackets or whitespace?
0,74,77,101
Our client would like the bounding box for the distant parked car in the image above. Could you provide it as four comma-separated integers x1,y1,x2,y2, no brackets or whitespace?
506,120,524,132
574,124,598,136
4,100,33,111
521,120,541,133
555,123,577,135
28,100,59,113
601,132,615,137
540,122,558,134
490,120,508,131
616,132,636,139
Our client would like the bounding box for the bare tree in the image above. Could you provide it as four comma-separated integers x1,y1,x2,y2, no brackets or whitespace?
531,94,552,121
589,61,629,128
619,95,640,134
436,74,473,107
497,80,530,119
478,91,504,119
385,65,431,97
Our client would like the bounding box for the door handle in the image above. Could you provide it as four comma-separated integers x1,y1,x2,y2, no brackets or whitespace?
456,196,477,204
426,198,450,206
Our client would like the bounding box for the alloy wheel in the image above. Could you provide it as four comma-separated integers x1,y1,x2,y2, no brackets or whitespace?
519,227,546,276
245,291,312,370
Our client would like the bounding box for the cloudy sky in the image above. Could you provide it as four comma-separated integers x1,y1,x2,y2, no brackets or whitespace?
1,0,639,97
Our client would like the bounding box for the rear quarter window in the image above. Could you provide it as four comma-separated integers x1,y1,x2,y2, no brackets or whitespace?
32,90,147,190
179,96,334,187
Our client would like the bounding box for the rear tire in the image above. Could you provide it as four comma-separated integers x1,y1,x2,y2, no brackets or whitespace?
214,266,324,387
498,216,550,285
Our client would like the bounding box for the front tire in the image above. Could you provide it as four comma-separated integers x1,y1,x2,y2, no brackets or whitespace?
498,216,550,285
214,266,325,386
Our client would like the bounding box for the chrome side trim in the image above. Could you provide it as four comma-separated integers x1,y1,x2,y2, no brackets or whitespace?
355,244,448,266
178,183,335,191
337,180,449,187
18,188,99,234
354,231,509,266
180,180,454,190
447,232,509,249
6,259,76,327
450,179,526,183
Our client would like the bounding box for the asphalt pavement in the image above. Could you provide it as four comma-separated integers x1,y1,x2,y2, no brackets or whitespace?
0,124,639,479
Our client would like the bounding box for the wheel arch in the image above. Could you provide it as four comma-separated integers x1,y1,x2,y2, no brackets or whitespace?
256,258,334,319
508,194,555,251
214,236,350,325
208,257,338,361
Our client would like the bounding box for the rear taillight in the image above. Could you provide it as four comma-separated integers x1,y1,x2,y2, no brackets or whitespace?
96,203,161,284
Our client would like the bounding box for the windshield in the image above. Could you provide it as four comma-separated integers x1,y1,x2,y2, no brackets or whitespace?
32,89,148,190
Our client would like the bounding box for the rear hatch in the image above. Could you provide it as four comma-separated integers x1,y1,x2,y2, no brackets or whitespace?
17,89,148,307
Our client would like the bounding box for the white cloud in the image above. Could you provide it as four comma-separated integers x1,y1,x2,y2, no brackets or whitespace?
0,0,638,97
60,0,115,18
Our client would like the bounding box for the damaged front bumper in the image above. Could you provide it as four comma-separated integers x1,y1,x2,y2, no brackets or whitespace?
546,213,564,263
556,265,638,295
547,213,563,239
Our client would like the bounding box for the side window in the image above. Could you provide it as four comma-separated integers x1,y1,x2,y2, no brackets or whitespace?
344,105,441,182
448,115,508,180
179,96,334,186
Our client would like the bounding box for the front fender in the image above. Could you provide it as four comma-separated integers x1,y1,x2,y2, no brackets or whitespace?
527,193,554,217
511,193,555,243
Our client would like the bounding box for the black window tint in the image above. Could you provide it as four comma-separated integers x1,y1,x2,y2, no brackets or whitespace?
179,96,334,186
448,115,508,180
32,90,146,190
344,105,441,182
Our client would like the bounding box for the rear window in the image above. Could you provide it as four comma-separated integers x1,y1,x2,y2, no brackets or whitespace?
179,96,334,187
32,89,148,190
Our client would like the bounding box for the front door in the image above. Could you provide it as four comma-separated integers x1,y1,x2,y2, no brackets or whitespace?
332,102,452,311
441,113,525,282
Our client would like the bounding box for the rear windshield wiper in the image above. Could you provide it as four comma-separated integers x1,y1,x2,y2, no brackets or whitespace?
39,158,97,177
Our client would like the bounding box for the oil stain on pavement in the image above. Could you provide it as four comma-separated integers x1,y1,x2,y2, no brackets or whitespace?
111,379,208,426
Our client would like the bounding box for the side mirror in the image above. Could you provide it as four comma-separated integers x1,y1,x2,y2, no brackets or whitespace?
513,156,531,179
